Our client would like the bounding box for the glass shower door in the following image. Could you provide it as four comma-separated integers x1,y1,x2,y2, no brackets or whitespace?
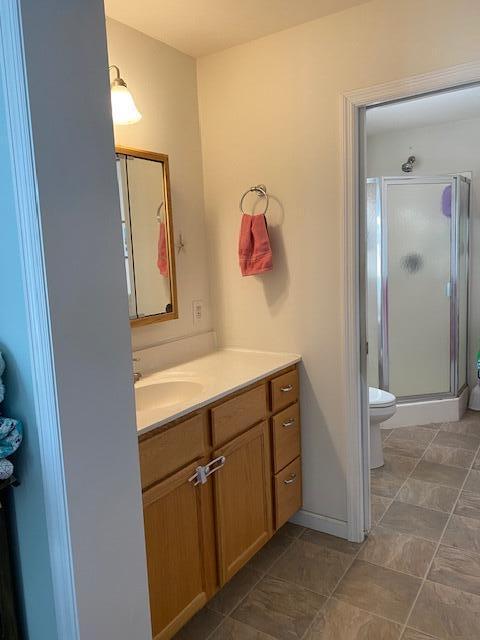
383,178,453,398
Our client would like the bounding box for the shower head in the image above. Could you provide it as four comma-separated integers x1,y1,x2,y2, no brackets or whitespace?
402,155,416,173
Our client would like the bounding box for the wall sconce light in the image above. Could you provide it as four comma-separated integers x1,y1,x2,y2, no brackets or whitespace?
109,65,142,125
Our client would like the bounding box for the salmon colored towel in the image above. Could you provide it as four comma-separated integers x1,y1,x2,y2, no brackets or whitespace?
157,221,169,277
238,213,273,276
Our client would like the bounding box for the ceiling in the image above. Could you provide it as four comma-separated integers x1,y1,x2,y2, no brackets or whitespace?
104,0,369,58
367,85,480,136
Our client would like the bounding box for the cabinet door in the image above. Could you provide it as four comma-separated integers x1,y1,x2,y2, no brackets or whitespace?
143,461,216,640
213,421,272,584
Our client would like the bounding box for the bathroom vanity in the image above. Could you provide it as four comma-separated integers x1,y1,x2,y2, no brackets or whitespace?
119,146,303,638
136,350,302,639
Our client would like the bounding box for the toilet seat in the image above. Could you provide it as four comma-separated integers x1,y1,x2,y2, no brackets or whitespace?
369,386,396,409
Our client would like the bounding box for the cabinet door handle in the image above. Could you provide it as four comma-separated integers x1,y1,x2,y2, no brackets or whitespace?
188,465,207,486
280,384,293,393
188,456,226,486
204,456,226,480
284,473,297,485
282,418,296,428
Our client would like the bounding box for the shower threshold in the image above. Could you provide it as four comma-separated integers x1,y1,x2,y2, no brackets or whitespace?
381,386,469,428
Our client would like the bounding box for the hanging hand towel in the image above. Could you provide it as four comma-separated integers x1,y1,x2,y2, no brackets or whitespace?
238,213,273,276
157,221,169,277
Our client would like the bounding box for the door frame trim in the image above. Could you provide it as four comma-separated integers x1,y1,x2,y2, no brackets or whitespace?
341,59,480,542
0,2,79,637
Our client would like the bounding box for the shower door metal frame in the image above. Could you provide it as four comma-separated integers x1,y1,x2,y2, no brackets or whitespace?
453,175,471,395
375,175,469,403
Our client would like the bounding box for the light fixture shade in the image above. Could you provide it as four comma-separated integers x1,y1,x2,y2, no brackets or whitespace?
111,84,142,125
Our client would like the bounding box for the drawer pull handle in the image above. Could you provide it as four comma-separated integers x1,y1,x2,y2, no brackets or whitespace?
282,418,296,428
284,473,297,485
280,384,293,393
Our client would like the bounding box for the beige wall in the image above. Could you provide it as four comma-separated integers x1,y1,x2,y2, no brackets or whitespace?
197,0,480,525
106,18,213,351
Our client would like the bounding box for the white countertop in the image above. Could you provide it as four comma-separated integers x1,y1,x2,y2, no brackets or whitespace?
135,348,301,436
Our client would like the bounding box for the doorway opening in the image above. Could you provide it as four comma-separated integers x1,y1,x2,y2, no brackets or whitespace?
355,79,480,539
341,62,480,542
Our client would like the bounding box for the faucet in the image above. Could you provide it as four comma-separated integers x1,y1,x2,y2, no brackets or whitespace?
132,357,142,384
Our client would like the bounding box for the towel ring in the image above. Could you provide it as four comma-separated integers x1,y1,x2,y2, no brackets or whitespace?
239,184,269,216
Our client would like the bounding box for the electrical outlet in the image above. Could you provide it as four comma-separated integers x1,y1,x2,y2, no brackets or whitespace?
192,300,203,324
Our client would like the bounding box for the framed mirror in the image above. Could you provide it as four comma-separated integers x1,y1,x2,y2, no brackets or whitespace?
115,147,178,325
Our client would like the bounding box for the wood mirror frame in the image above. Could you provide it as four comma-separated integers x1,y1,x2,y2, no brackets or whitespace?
116,146,178,327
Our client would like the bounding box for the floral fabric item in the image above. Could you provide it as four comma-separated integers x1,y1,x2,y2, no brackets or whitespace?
0,353,23,480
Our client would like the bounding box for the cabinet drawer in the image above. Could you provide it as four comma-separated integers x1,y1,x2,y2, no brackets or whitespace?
211,384,267,447
272,403,301,473
139,413,207,490
270,369,298,412
274,457,302,529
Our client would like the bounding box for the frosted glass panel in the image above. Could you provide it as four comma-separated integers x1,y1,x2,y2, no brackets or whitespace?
386,181,452,396
458,180,470,389
366,180,380,388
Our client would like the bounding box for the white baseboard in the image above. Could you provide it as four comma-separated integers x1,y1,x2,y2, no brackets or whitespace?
289,509,348,539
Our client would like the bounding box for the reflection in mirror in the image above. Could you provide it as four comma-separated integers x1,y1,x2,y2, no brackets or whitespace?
115,147,178,325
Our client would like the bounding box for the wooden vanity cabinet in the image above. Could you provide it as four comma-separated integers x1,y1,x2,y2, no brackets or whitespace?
139,413,208,489
139,365,301,640
213,420,272,584
269,368,302,528
274,456,302,528
142,459,216,640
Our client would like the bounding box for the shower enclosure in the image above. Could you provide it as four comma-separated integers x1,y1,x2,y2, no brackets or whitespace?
367,175,470,402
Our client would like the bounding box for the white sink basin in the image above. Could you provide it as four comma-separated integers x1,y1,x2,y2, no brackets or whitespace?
135,379,203,412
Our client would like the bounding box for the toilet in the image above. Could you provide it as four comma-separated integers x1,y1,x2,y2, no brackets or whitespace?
369,386,397,469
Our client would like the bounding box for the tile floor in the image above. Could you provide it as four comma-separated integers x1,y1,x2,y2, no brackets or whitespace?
175,411,480,639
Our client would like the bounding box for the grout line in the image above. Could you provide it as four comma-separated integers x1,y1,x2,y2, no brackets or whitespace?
299,536,367,639
222,529,356,640
259,533,363,601
369,424,452,639
205,529,304,640
205,423,479,640
199,611,227,640
381,428,394,445
355,555,431,581
371,421,479,637
398,433,480,638
374,435,435,526
300,421,480,640
327,595,412,630
371,521,451,546
371,496,393,528
376,423,471,513
300,427,442,640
